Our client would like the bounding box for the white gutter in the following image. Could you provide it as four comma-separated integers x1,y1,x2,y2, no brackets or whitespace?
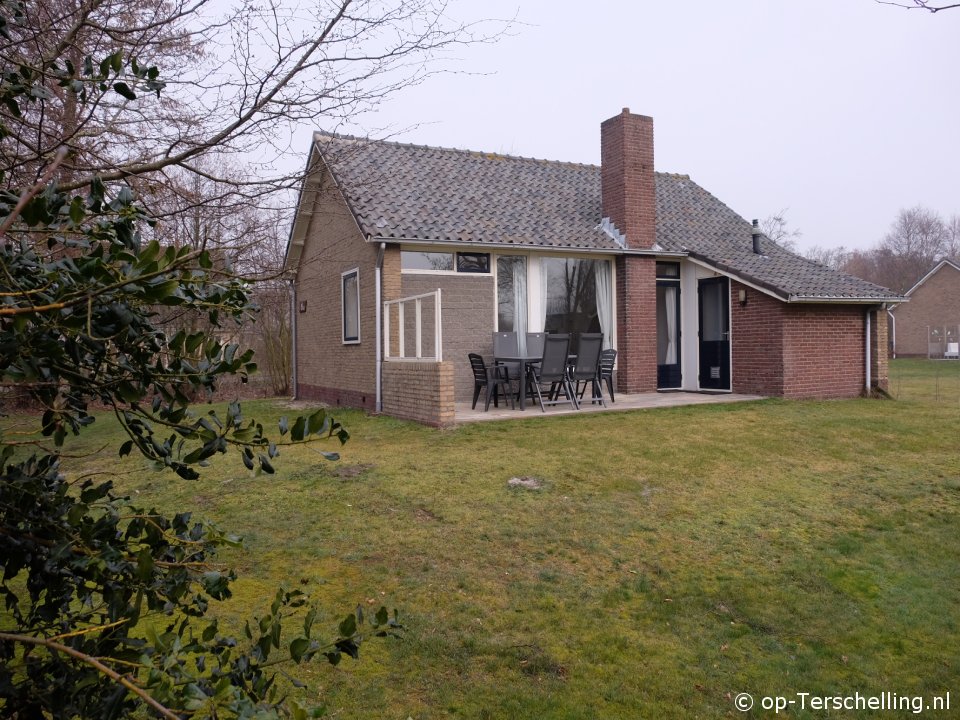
865,309,872,395
365,235,683,258
375,242,385,413
888,308,897,359
289,278,298,399
787,295,904,304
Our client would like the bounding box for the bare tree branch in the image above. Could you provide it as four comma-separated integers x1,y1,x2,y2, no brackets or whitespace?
876,0,960,11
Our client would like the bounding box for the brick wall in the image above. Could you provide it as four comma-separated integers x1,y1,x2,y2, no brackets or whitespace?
615,255,658,393
600,109,656,249
871,308,889,391
297,382,374,410
781,304,866,399
731,282,880,399
381,360,455,427
731,282,785,396
401,273,495,403
890,263,960,356
294,169,377,409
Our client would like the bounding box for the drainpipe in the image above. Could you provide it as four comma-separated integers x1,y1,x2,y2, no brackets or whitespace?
289,278,298,400
887,308,896,359
375,242,385,412
865,308,872,395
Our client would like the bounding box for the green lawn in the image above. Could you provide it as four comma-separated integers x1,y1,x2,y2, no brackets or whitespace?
20,359,960,718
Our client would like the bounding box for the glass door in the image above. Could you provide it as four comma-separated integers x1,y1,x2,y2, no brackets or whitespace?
697,277,730,390
656,281,681,388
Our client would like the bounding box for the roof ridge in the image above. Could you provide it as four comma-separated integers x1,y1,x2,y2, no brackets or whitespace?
313,129,687,177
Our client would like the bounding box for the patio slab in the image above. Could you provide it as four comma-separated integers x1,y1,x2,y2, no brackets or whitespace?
455,391,766,423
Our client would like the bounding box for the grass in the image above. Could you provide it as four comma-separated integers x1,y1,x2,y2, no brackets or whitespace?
12,358,960,718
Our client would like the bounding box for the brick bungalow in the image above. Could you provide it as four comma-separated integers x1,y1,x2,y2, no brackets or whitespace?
889,258,960,357
285,109,902,425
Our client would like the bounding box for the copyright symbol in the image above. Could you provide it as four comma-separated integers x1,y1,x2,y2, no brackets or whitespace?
734,692,754,711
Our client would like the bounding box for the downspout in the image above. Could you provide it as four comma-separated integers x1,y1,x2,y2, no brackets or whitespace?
887,308,896,359
375,242,385,413
865,308,872,395
289,279,298,399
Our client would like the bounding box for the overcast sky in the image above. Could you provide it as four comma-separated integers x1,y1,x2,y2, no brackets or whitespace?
302,0,959,253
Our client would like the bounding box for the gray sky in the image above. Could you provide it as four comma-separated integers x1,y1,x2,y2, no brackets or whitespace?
300,0,960,253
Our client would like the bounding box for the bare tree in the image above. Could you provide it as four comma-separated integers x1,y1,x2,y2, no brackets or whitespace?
760,208,802,252
827,206,955,292
805,244,851,270
1,0,506,399
877,205,949,290
946,214,960,260
2,0,504,203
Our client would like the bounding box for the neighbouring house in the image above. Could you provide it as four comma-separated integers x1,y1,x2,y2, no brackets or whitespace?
285,109,902,425
889,258,960,358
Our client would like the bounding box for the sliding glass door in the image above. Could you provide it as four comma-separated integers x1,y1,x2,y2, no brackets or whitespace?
496,256,527,334
497,255,613,356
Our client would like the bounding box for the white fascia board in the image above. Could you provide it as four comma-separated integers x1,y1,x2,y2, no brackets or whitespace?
684,255,787,301
287,138,369,273
686,255,902,305
284,142,325,272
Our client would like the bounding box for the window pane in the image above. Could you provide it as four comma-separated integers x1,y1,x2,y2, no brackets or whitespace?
701,281,725,342
456,252,490,273
542,257,600,352
401,251,454,271
343,271,359,342
656,261,680,278
657,284,679,364
497,256,526,331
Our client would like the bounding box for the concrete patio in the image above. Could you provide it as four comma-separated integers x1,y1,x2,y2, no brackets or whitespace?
455,390,766,424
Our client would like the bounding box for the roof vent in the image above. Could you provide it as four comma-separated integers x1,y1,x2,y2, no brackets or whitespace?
751,219,762,255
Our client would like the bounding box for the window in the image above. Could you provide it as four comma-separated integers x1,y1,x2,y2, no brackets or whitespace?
542,257,602,350
656,261,680,279
496,256,527,332
456,252,490,273
497,255,613,351
401,251,454,271
341,268,360,343
401,250,491,273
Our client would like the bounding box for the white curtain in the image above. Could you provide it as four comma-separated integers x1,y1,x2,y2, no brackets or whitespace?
538,259,548,332
664,285,677,364
594,260,613,349
514,260,528,354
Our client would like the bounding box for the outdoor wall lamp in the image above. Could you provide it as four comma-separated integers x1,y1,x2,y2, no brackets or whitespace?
738,289,748,306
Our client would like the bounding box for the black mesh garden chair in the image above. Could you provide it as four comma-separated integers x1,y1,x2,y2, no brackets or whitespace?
590,348,617,403
527,333,578,412
468,353,515,411
492,331,520,398
525,332,546,358
571,333,605,407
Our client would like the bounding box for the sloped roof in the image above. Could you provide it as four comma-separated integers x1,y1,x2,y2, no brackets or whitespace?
901,257,960,298
308,132,900,302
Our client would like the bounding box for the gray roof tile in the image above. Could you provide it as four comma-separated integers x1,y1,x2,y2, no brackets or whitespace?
316,132,900,301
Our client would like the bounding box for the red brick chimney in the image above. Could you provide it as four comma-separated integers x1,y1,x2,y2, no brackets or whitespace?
600,108,656,249
604,108,659,393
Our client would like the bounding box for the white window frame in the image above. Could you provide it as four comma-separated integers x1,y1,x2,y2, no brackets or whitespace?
341,268,360,344
491,251,618,351
400,249,457,275
399,247,492,275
